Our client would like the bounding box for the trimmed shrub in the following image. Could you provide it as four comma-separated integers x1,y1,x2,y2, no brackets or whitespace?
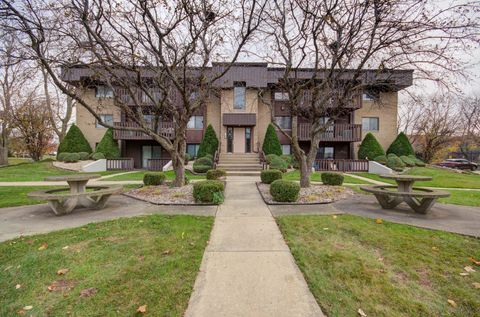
193,156,213,173
261,169,283,184
386,154,405,171
358,133,385,160
206,169,227,180
195,156,213,166
57,124,92,157
91,152,106,160
64,152,80,163
185,153,192,163
193,180,225,203
387,132,415,157
143,172,166,186
408,154,426,167
321,172,344,186
57,152,69,162
78,152,90,160
95,128,120,159
262,124,282,156
270,180,300,202
270,156,288,172
281,155,293,167
204,153,214,161
197,124,219,158
374,155,387,165
265,154,279,164
400,155,416,167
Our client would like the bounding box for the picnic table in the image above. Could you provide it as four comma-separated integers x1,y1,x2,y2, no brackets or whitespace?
28,174,122,216
360,174,450,214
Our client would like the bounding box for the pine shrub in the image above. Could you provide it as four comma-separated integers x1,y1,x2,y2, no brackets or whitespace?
408,154,426,167
260,169,283,184
270,156,288,172
386,154,405,171
270,180,300,202
262,124,282,156
400,155,416,167
143,172,166,186
265,154,279,164
95,128,120,159
91,152,106,160
321,172,344,186
57,124,92,157
358,133,385,159
374,155,387,165
387,132,415,157
197,124,219,158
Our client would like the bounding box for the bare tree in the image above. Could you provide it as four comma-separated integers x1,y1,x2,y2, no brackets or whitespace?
2,0,265,186
458,95,480,160
11,93,55,161
257,0,479,187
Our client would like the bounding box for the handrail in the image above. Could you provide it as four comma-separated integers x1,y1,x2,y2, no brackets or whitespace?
213,150,219,169
259,150,267,170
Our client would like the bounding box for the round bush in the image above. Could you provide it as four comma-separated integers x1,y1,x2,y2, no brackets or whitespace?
321,172,344,186
206,169,227,180
195,156,213,166
64,152,80,163
91,152,106,160
386,154,405,171
265,154,279,164
204,153,214,161
143,172,166,186
280,155,293,167
270,180,300,202
193,156,213,173
78,152,90,160
193,180,225,203
261,169,283,184
270,156,288,172
408,155,426,167
400,155,416,167
374,155,387,165
57,152,69,162
193,165,211,174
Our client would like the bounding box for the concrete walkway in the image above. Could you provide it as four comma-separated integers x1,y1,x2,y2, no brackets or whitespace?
185,180,324,317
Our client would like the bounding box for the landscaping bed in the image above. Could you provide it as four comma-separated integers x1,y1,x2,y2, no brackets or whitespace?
257,182,353,205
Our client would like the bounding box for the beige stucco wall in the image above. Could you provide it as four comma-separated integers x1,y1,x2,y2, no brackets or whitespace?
257,95,272,152
205,96,221,146
76,88,122,150
353,91,398,158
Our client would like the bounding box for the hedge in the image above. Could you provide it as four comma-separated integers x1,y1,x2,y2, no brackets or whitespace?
374,155,387,165
91,152,106,160
95,128,120,159
400,155,416,167
387,132,415,157
321,172,344,186
386,154,405,171
64,153,80,163
269,156,288,172
262,124,282,156
57,124,92,157
261,169,283,184
408,154,426,167
197,124,219,158
143,172,166,186
78,152,90,161
270,180,300,202
193,156,213,173
193,180,225,203
206,169,227,180
57,152,69,162
358,132,385,160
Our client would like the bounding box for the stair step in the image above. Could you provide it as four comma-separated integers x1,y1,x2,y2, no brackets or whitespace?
220,166,262,171
219,159,260,163
226,171,262,176
218,163,262,167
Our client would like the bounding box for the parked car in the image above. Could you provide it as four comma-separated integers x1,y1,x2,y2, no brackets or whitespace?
436,159,478,171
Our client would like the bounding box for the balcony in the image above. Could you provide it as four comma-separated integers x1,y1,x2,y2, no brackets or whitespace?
113,121,175,140
298,123,362,142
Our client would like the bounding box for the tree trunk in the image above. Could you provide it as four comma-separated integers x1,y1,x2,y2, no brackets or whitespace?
172,153,185,187
0,146,7,166
299,154,311,187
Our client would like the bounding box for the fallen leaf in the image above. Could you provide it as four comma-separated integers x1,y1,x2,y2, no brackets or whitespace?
447,299,457,308
80,287,97,297
460,272,470,276
358,308,367,316
162,250,171,255
81,228,87,231
470,257,480,266
431,246,438,251
473,282,480,289
15,284,21,289
323,228,329,230
62,246,69,250
4,265,13,271
57,268,69,275
48,280,76,292
38,243,48,251
378,257,384,262
138,255,145,262
23,306,33,311
137,305,147,313
332,215,337,219
181,232,185,239
375,218,383,224
16,309,25,315
464,266,476,273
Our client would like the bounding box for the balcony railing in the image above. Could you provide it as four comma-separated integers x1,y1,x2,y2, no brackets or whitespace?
314,159,368,172
298,123,362,142
113,121,175,140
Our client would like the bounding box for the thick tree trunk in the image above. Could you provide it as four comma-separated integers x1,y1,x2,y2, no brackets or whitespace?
0,146,7,166
172,153,185,187
299,154,312,187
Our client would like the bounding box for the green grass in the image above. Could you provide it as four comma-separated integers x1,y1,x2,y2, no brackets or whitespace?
356,167,480,189
438,190,480,207
0,215,213,316
283,170,369,184
0,162,75,182
277,215,480,317
7,158,33,165
106,170,205,181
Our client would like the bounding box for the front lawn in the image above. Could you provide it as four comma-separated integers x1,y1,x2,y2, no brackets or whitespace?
438,190,480,207
284,170,369,184
0,215,213,316
0,162,75,182
356,167,480,189
106,170,205,181
278,215,480,317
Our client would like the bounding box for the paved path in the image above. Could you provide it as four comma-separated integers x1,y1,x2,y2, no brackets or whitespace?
185,180,324,317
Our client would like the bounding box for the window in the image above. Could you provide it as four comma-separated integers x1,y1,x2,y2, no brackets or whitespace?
233,82,246,110
274,92,289,101
362,117,379,131
282,145,291,155
96,114,113,128
317,147,334,159
187,116,204,129
96,85,113,98
275,116,292,129
187,144,200,158
362,91,378,101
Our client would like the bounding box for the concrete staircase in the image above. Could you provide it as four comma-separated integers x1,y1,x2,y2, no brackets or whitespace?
217,153,263,176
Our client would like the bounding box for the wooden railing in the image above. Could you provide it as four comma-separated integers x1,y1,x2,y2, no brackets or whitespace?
213,150,219,169
314,159,368,172
147,158,171,171
113,122,175,140
259,150,267,170
298,123,362,142
106,158,134,170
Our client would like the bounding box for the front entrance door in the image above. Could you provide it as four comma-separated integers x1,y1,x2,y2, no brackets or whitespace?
142,145,162,168
233,128,245,153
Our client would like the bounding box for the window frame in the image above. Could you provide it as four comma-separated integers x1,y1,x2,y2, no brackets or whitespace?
362,117,380,132
187,115,204,129
233,82,246,110
95,85,114,98
274,92,289,101
281,144,291,155
317,146,335,159
274,116,292,130
96,114,114,128
186,144,200,158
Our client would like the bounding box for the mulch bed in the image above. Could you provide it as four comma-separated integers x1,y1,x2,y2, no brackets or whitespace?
256,182,354,205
